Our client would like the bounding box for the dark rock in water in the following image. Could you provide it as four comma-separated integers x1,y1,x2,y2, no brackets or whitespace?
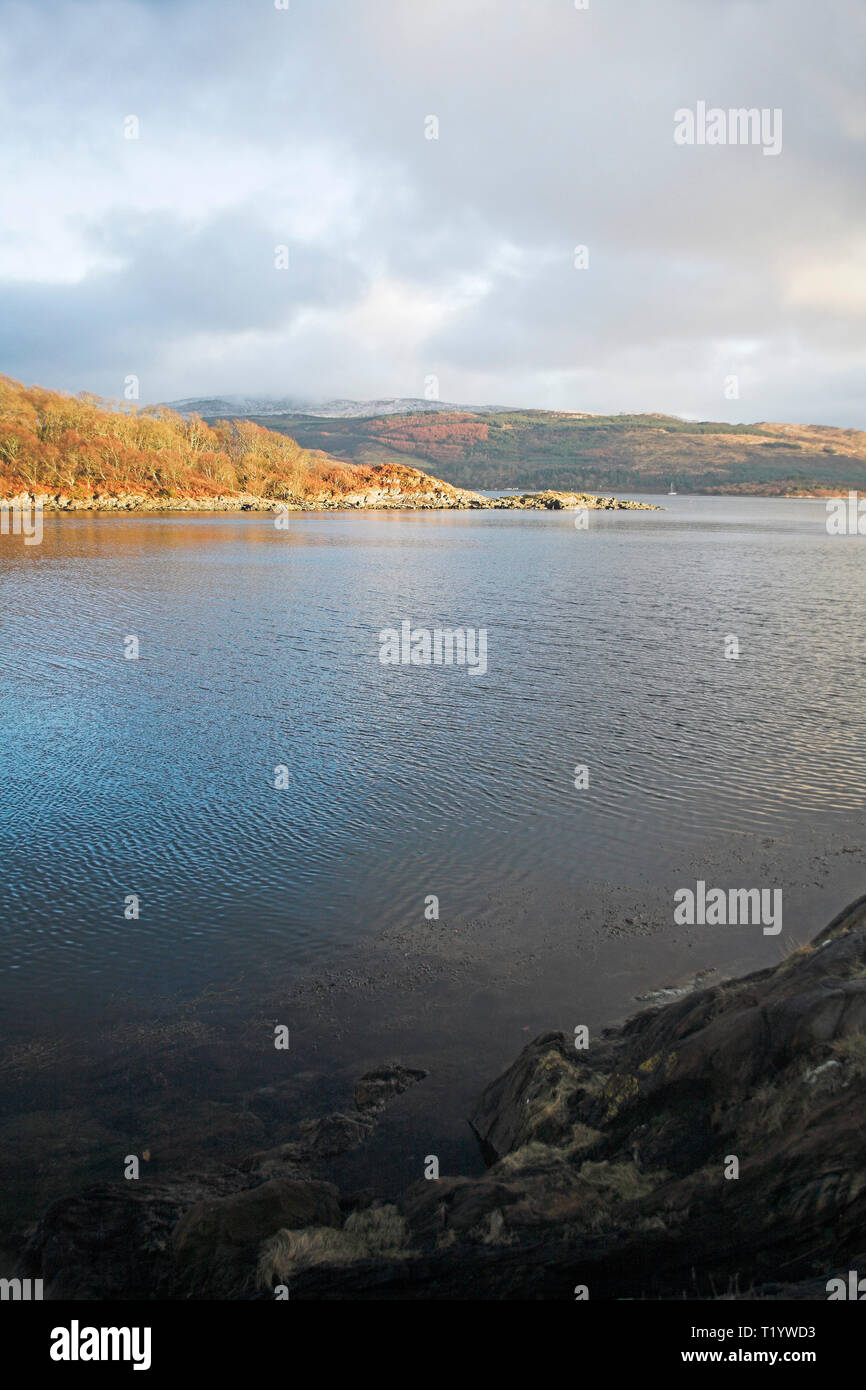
172,1178,341,1297
242,1082,301,1128
291,1111,376,1157
354,1063,429,1114
242,1113,375,1176
236,1147,309,1182
17,1173,240,1300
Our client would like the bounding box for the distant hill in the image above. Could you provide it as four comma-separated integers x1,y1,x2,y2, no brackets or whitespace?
197,407,866,496
164,394,506,420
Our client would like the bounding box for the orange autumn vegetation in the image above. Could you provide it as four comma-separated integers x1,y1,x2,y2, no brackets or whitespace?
0,376,360,501
366,413,490,465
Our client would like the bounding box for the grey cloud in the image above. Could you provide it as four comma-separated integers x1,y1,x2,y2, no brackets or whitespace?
0,206,369,387
0,0,863,421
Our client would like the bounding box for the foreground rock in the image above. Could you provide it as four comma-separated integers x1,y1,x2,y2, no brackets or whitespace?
277,894,866,1300
18,900,866,1298
172,1178,341,1298
15,1175,240,1300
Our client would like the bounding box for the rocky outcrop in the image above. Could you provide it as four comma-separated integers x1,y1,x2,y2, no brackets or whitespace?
489,490,655,511
9,475,658,514
282,895,866,1299
14,1174,240,1300
17,900,866,1299
172,1178,341,1298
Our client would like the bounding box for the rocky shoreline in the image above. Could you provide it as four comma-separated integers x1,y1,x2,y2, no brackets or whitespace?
4,479,659,515
14,895,866,1300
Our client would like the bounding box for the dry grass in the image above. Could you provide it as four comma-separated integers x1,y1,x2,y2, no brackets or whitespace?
256,1205,409,1288
831,1033,866,1077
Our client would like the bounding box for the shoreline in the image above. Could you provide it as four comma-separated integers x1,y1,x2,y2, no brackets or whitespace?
1,489,845,514
3,488,658,513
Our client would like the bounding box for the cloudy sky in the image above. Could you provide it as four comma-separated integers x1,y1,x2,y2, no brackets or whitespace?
1,0,864,423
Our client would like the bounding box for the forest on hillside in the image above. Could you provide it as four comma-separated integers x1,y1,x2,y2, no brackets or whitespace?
253,408,866,495
0,377,357,501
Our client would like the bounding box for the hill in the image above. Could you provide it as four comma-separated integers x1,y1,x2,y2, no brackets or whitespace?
0,377,484,509
164,394,501,420
233,407,866,496
0,376,354,503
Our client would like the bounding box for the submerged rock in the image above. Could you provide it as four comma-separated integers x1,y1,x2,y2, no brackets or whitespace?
354,1063,429,1114
241,1113,375,1177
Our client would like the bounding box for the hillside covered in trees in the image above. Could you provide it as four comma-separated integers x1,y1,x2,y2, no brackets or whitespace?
0,377,362,504
246,407,866,496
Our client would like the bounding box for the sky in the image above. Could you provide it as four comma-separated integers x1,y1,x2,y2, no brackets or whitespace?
1,0,864,424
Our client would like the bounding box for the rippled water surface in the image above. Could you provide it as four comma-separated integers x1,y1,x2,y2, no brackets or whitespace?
2,497,864,1019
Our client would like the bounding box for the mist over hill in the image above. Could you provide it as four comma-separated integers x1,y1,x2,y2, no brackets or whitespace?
164,395,510,420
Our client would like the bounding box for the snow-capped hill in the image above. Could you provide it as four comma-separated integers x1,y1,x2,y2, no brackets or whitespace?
163,395,497,419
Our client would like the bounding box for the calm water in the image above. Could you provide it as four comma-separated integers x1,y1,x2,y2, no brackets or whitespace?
2,496,864,1024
